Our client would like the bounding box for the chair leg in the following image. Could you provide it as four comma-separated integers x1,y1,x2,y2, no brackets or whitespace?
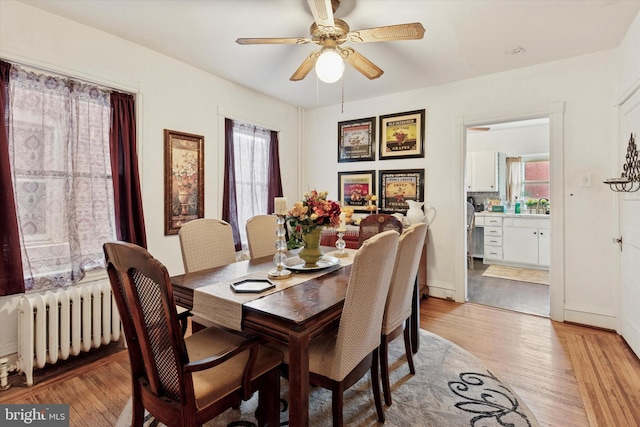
131,385,145,427
257,368,281,427
371,348,385,423
380,335,393,406
331,382,345,427
403,322,416,375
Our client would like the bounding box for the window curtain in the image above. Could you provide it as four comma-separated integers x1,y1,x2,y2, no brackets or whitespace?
506,156,523,205
267,130,283,214
222,119,283,251
222,118,242,251
110,92,147,248
0,60,25,296
8,65,116,292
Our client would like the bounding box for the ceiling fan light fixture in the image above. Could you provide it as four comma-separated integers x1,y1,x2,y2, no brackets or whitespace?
315,48,344,83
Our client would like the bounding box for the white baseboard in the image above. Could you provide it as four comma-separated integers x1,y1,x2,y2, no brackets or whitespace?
426,280,459,302
564,303,617,330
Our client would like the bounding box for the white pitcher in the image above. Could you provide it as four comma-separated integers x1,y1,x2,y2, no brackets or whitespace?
405,200,437,226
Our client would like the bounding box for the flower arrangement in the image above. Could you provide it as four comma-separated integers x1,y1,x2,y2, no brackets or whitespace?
286,190,342,249
173,152,198,193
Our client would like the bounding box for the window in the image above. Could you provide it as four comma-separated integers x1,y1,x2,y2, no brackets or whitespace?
7,66,116,292
522,156,550,200
231,121,271,249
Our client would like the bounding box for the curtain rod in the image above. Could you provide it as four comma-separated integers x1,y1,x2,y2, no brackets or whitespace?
0,53,140,95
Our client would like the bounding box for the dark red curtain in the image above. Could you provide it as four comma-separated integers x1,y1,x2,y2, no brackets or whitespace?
110,92,147,248
0,61,25,296
266,130,284,213
222,118,242,251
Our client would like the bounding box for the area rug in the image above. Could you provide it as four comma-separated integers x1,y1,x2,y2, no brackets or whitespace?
116,329,538,427
482,264,549,286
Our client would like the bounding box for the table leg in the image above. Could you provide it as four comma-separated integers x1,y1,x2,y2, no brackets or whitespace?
411,277,420,354
288,330,310,426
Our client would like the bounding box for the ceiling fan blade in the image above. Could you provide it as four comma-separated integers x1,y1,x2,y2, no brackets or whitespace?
236,37,311,45
469,127,491,131
307,0,335,31
290,50,321,81
347,22,426,43
340,47,383,80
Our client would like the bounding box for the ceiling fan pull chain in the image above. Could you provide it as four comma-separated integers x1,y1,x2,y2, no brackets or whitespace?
341,75,344,113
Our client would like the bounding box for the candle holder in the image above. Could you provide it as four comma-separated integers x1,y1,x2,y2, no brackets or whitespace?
268,215,292,280
604,133,639,193
334,230,348,257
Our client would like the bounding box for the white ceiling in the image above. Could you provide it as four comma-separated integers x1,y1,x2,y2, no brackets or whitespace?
17,0,640,109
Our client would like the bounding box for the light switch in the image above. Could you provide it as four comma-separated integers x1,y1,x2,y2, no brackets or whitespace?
580,173,592,188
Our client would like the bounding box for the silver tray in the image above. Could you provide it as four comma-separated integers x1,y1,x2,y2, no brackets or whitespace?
285,255,340,272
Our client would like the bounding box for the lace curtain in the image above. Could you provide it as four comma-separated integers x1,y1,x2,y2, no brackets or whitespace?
7,66,116,291
232,121,271,249
506,156,523,205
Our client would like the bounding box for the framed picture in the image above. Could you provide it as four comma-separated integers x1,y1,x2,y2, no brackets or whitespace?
338,117,376,162
338,170,376,212
378,109,425,160
378,169,425,213
164,129,204,235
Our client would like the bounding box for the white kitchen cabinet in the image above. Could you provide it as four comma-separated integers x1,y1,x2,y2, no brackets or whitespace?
483,225,503,261
466,151,498,192
502,217,550,267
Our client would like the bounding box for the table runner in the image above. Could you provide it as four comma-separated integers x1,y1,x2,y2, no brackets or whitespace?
192,249,358,331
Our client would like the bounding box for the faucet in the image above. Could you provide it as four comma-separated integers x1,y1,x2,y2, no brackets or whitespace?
537,198,549,214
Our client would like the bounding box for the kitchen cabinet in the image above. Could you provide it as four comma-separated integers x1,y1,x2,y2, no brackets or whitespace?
502,217,550,267
466,151,498,192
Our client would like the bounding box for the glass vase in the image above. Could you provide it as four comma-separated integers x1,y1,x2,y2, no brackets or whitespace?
299,227,323,267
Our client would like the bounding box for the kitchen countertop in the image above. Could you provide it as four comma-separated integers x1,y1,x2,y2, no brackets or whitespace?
474,211,550,218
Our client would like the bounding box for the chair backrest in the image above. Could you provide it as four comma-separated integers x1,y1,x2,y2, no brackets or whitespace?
382,223,428,335
466,202,475,229
331,230,399,381
179,218,236,273
246,214,277,259
358,214,404,246
104,241,189,403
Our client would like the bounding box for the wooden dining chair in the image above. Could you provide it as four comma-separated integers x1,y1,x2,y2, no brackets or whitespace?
246,214,277,259
103,241,282,427
466,202,475,269
276,230,399,426
179,218,237,273
380,223,428,406
358,214,404,246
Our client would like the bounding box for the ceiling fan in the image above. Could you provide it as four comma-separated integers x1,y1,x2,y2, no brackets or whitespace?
236,0,425,82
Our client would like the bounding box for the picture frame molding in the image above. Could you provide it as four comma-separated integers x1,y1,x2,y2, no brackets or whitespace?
338,116,376,162
164,129,205,235
338,170,376,212
378,109,426,160
378,168,425,213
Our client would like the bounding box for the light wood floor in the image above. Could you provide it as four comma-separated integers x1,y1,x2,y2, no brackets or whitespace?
1,297,639,427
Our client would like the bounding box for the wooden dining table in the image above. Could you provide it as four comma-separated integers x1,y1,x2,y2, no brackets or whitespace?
170,248,421,427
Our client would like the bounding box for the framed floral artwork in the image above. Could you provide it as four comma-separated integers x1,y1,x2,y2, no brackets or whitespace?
338,117,376,162
164,129,204,235
378,169,425,213
338,170,376,212
378,109,425,160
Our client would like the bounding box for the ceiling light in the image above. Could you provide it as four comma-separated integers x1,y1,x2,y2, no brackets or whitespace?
315,48,344,83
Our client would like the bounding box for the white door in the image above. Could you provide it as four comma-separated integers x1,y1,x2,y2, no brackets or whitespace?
618,89,640,358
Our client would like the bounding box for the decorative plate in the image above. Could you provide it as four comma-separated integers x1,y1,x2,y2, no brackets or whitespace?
285,255,340,272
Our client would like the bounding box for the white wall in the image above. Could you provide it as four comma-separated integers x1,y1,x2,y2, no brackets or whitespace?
0,1,300,359
304,50,620,329
467,124,549,156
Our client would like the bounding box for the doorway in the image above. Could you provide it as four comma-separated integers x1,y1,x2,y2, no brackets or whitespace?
465,118,550,317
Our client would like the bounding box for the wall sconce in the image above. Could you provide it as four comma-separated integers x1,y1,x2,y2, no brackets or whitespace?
604,133,639,192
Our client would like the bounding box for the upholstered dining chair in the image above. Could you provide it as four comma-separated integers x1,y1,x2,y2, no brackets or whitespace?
276,230,400,426
380,223,428,406
103,241,282,427
179,218,237,273
358,214,404,246
246,214,278,259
